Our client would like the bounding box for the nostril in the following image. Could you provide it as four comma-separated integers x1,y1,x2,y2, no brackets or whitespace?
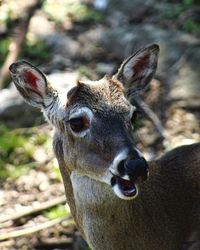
117,160,126,176
116,157,149,182
126,158,146,171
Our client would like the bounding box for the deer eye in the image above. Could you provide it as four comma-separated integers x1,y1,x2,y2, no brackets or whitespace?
69,117,90,133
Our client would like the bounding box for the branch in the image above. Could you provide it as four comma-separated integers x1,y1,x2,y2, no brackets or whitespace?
0,0,45,89
0,217,74,241
0,195,66,224
134,95,169,139
0,239,14,248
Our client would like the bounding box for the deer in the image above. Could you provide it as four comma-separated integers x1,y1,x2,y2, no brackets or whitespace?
9,44,200,250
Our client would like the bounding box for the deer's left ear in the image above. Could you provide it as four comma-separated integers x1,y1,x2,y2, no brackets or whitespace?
113,44,159,96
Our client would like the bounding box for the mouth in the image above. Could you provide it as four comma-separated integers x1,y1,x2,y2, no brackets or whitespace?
111,174,138,200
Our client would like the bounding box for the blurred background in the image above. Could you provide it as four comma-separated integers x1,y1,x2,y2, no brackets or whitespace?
0,0,200,249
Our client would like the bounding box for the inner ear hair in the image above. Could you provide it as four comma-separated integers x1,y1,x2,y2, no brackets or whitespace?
114,44,159,95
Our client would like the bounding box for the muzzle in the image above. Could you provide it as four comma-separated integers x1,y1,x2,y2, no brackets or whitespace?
110,155,149,200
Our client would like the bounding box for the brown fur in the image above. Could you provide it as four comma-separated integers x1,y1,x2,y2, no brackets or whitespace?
67,76,128,114
9,45,200,250
53,137,200,250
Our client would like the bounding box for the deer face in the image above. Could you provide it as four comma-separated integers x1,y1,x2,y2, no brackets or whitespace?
9,44,159,200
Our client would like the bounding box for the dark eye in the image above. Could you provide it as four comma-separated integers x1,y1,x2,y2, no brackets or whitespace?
69,117,90,133
131,111,138,124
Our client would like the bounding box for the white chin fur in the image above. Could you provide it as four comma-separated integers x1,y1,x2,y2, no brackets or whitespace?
112,184,138,200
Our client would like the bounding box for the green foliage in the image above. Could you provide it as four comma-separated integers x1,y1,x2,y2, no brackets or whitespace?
0,126,35,180
0,5,13,25
0,126,33,161
0,37,50,70
78,65,95,79
32,133,49,146
182,19,200,34
180,0,200,35
163,4,188,19
52,163,62,181
162,0,200,35
43,0,104,24
181,0,195,6
169,0,197,6
44,204,69,219
0,126,50,181
0,163,36,180
21,38,51,63
73,5,104,23
0,38,12,66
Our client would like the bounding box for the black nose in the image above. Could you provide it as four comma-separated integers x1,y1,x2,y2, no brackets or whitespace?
118,157,149,182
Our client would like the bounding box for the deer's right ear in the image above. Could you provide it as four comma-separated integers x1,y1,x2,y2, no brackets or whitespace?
9,60,57,109
113,44,159,97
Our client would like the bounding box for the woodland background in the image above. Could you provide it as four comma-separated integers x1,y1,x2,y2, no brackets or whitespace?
0,0,200,249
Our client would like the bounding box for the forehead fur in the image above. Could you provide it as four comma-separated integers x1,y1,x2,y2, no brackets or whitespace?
67,75,130,114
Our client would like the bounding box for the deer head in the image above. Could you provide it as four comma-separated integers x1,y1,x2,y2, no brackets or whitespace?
9,44,159,200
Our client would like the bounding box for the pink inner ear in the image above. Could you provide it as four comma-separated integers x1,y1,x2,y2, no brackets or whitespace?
133,54,150,75
24,71,39,90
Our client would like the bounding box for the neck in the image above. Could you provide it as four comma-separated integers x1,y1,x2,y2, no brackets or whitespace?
70,160,188,250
